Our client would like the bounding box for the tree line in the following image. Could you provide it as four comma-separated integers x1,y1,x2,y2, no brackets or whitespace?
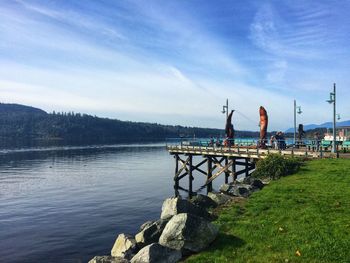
0,103,327,148
0,103,259,148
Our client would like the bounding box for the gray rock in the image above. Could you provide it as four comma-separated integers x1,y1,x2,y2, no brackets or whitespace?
190,194,217,209
242,177,265,190
230,184,252,197
88,256,129,263
160,197,212,220
111,233,138,260
131,243,181,263
219,184,231,192
220,183,253,198
135,219,169,248
139,221,154,232
159,213,218,253
207,192,232,205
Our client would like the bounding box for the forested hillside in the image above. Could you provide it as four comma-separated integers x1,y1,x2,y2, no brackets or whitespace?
0,103,259,148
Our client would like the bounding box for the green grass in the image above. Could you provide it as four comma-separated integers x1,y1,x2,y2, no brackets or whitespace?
185,159,350,263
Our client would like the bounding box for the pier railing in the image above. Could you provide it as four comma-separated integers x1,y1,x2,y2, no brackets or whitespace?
165,137,341,156
166,138,338,198
167,144,324,159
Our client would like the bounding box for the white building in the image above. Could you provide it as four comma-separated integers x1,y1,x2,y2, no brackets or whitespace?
324,126,350,141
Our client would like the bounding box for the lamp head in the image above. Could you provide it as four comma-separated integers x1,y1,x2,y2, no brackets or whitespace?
222,105,226,114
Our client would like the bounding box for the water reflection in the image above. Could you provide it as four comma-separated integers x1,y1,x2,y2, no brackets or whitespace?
0,144,232,263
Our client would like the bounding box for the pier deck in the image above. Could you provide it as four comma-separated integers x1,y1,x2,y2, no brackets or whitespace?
167,144,334,197
167,145,328,159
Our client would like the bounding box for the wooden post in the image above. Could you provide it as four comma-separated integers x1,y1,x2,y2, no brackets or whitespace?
207,156,212,193
174,154,179,190
245,158,249,177
189,155,193,198
232,157,236,181
224,157,229,184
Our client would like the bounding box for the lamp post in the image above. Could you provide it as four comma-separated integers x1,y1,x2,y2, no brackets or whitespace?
293,100,302,146
326,83,336,153
222,98,229,119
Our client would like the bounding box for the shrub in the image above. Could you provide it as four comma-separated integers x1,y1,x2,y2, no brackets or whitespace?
252,154,302,180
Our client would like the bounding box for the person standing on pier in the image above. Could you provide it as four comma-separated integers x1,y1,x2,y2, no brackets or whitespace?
225,110,235,147
314,132,321,151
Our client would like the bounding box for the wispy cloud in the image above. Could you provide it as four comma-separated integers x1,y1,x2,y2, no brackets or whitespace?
15,0,127,41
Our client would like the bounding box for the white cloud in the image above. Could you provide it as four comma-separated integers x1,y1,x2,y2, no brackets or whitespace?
1,1,349,131
14,0,127,41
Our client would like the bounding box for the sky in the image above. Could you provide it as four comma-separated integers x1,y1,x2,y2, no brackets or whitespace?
0,0,350,131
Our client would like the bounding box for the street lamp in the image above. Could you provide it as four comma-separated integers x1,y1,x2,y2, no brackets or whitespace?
222,98,229,119
326,83,337,154
293,100,302,146
336,114,341,121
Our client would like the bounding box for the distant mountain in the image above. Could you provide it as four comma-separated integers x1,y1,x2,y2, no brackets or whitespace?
285,120,350,133
0,103,47,115
0,103,259,148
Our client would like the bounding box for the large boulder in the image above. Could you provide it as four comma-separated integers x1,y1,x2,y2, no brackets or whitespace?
207,192,232,206
131,243,181,263
88,256,128,263
160,197,212,220
190,194,217,209
220,183,253,198
111,233,138,260
219,184,231,192
231,184,253,197
135,219,169,248
159,213,218,253
242,177,265,190
139,221,154,232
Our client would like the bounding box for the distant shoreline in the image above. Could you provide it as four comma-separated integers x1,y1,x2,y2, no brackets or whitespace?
0,141,167,153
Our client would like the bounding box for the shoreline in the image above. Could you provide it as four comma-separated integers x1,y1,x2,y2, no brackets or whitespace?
89,176,266,263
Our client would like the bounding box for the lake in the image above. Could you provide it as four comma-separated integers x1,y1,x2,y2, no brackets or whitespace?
0,144,233,263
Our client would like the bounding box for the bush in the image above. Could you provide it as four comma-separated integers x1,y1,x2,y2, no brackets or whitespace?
252,154,302,180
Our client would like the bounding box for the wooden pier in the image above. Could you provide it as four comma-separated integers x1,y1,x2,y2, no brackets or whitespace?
167,144,331,197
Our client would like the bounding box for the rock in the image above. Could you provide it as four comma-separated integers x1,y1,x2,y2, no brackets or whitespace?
88,256,129,263
207,192,232,205
230,184,252,197
219,180,262,198
111,233,138,260
160,197,212,220
131,243,181,263
220,183,253,198
190,194,217,209
219,184,231,192
251,179,264,190
242,177,265,190
159,213,218,253
139,221,154,232
136,219,169,247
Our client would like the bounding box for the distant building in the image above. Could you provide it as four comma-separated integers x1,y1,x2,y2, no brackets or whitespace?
324,126,350,141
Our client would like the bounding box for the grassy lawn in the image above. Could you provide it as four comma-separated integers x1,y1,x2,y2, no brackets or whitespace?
185,159,350,263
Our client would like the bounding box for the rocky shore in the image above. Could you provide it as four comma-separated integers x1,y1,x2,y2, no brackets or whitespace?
89,177,265,263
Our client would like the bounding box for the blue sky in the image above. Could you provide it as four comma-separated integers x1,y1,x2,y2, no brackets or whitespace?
1,0,349,131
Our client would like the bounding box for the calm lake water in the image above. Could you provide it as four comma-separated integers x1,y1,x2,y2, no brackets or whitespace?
0,144,232,263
